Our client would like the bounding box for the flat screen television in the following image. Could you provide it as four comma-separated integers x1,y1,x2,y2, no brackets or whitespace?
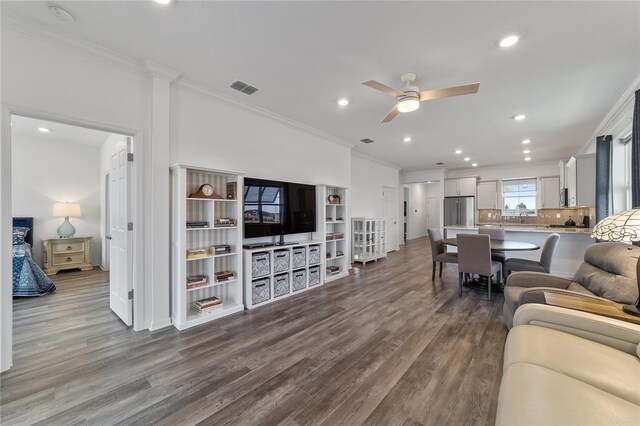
243,178,316,238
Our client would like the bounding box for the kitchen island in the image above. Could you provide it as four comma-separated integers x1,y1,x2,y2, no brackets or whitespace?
443,224,594,277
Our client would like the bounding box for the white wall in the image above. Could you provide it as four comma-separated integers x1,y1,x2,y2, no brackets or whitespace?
447,160,560,182
171,87,351,187
404,182,442,240
11,134,102,266
100,134,129,269
350,153,401,250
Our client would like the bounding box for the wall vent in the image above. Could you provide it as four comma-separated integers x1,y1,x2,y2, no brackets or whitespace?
360,138,375,144
230,80,259,95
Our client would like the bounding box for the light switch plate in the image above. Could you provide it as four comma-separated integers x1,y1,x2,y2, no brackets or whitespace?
556,213,561,218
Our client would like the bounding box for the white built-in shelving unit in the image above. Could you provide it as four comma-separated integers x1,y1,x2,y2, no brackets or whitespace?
317,185,350,282
352,217,387,264
170,165,244,330
243,241,324,309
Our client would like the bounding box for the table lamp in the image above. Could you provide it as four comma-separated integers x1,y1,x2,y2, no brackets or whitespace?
53,202,81,238
591,207,640,316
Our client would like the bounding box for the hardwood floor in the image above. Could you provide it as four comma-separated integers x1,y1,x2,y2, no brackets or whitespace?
1,237,508,425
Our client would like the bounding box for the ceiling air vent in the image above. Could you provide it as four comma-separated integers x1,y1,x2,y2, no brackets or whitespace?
436,162,445,165
360,138,375,144
230,80,259,95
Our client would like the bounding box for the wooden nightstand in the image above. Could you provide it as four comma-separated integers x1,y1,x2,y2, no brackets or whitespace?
42,237,93,275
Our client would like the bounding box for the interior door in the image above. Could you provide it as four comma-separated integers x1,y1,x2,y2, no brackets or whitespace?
426,198,437,231
383,187,397,252
108,142,132,326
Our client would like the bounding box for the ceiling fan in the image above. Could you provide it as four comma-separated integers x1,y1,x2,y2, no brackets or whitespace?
362,72,480,123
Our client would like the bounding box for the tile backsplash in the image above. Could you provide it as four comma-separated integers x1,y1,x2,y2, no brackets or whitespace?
479,207,595,227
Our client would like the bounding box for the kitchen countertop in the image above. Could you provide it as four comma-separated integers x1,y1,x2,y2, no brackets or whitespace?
446,224,594,234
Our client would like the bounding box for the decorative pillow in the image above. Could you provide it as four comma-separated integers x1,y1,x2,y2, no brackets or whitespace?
12,227,30,245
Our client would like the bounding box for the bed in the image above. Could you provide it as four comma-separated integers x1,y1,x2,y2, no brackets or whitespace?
12,217,56,296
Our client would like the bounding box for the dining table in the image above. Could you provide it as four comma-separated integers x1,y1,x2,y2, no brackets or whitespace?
442,238,540,252
442,237,540,293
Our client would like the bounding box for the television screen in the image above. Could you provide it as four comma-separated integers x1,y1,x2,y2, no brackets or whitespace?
243,178,316,238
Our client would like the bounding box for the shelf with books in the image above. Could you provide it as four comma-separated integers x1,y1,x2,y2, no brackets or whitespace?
318,185,350,283
171,165,244,331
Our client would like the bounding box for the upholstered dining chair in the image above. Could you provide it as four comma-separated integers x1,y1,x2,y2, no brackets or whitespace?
457,233,502,300
478,227,507,264
504,233,560,277
427,228,458,280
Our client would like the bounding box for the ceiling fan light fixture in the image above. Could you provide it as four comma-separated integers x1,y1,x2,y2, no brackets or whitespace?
397,98,420,113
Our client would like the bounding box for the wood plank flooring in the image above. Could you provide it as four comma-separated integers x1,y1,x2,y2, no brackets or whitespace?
1,237,508,425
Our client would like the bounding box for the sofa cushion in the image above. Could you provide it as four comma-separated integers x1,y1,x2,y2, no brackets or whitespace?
496,363,640,426
574,243,640,305
566,281,595,296
504,325,640,405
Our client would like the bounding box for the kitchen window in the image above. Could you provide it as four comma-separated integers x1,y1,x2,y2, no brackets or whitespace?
502,178,537,216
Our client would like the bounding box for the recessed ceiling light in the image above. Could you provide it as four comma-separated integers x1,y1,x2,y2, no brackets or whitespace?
427,181,432,184
154,0,173,4
472,163,478,167
512,114,526,121
403,137,412,143
522,149,531,154
524,157,532,161
464,157,470,161
38,127,51,133
521,139,531,144
455,149,462,154
337,98,349,107
499,35,520,48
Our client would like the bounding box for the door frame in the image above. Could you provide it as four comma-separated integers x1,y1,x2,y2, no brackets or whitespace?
1,105,144,372
382,185,398,252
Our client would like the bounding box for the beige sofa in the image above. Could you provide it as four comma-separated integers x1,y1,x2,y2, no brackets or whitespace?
503,242,640,329
496,304,640,426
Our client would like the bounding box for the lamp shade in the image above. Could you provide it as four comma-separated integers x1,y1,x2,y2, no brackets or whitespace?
53,202,81,218
591,208,640,242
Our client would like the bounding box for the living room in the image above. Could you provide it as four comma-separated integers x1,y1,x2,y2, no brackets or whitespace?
1,1,639,425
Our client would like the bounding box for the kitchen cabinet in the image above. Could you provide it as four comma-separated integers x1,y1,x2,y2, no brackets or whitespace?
538,176,560,209
564,155,595,207
477,181,498,209
445,177,477,197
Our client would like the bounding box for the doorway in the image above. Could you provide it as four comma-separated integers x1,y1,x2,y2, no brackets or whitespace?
383,186,398,252
9,115,134,333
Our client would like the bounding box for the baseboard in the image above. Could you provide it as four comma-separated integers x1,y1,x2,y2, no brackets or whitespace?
149,318,172,331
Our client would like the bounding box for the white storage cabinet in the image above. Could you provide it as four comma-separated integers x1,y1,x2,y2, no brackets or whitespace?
352,217,387,264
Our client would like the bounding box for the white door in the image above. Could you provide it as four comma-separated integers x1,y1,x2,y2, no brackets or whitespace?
426,198,438,231
108,143,132,326
383,187,397,252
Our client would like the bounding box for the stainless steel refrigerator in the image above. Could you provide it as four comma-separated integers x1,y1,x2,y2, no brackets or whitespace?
444,196,475,227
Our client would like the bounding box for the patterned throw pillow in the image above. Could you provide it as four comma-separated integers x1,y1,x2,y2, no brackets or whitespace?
12,227,30,245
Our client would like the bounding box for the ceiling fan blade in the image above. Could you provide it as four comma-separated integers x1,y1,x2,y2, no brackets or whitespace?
419,83,480,101
363,80,404,97
381,105,399,123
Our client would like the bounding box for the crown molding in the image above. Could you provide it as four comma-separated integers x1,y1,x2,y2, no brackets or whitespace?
351,150,401,170
174,79,356,148
145,61,181,83
1,8,356,150
580,71,640,154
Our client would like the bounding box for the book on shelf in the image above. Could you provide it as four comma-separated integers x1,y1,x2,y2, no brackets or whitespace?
215,271,234,282
186,274,208,289
214,218,237,227
186,249,209,259
194,296,223,315
187,220,209,228
226,182,237,200
326,266,340,275
210,244,232,255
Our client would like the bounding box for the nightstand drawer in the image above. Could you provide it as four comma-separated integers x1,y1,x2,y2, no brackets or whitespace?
52,253,85,266
52,242,85,254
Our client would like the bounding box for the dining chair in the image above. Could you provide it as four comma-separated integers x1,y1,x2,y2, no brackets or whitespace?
457,233,502,300
504,233,560,277
478,227,507,263
427,228,458,280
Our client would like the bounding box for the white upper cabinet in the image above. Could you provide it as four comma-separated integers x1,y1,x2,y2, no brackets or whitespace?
477,181,498,209
445,178,477,197
562,154,595,207
538,176,560,209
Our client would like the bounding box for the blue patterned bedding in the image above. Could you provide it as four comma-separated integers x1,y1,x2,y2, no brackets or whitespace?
13,243,56,297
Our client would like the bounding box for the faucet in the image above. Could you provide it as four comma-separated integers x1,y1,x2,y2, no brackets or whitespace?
519,211,527,224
